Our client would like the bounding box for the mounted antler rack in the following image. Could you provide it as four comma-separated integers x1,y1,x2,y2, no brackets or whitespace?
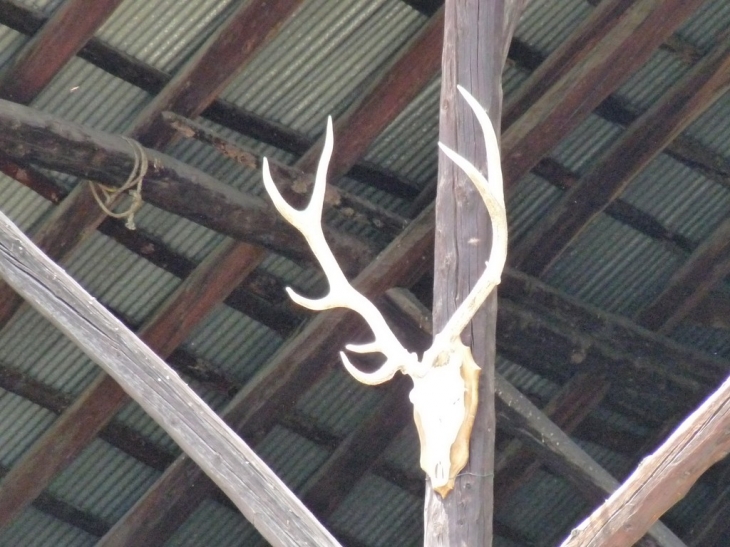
262,86,507,497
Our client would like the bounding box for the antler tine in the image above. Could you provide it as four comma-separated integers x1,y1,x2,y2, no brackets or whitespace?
262,117,415,385
435,89,507,345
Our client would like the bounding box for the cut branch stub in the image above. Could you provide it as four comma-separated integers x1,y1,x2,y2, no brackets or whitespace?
261,86,507,496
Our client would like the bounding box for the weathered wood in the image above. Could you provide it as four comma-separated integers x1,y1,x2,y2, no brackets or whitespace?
636,218,730,333
0,211,339,546
0,239,264,529
0,0,421,201
503,0,635,129
295,7,444,177
0,99,375,274
496,376,686,547
0,0,124,104
130,0,304,148
428,1,525,544
532,157,694,254
501,0,706,189
494,374,610,507
499,270,727,395
511,33,730,275
162,111,409,235
560,365,730,546
684,291,730,330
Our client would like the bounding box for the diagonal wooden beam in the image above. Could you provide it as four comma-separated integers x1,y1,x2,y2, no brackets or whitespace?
503,0,635,129
0,238,264,529
501,0,706,190
495,376,686,547
129,0,305,148
510,32,730,275
0,210,339,546
0,0,124,104
494,374,610,507
636,218,730,333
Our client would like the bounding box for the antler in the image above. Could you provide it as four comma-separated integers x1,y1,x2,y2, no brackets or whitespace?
262,118,418,385
262,86,507,496
427,85,507,357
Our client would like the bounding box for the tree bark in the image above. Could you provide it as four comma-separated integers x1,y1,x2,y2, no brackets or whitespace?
427,1,525,545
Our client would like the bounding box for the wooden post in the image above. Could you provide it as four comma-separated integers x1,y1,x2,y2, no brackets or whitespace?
428,0,525,544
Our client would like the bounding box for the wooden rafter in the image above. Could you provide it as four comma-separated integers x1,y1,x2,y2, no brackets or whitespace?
511,32,730,275
129,0,305,149
636,218,730,333
0,0,124,104
0,0,420,201
501,0,707,190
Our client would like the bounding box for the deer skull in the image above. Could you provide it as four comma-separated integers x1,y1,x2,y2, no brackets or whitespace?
261,86,506,497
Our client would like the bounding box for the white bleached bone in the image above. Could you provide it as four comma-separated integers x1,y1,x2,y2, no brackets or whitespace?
261,85,507,496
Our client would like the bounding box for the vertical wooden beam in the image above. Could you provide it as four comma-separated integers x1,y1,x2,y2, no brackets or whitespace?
0,0,125,104
427,1,524,544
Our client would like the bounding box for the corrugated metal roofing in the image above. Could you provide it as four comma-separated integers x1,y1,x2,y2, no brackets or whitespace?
677,0,730,52
0,0,727,545
295,367,386,438
328,473,421,547
544,214,686,316
0,390,56,467
621,152,730,244
47,439,160,523
514,0,592,57
0,506,96,547
166,499,262,547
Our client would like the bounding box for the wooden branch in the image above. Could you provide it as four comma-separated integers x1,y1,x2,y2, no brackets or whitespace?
0,211,339,546
0,0,124,104
0,99,375,274
501,0,706,189
636,218,730,333
496,376,686,547
494,374,610,507
129,0,304,148
162,111,409,235
560,368,730,546
511,32,730,275
0,239,264,529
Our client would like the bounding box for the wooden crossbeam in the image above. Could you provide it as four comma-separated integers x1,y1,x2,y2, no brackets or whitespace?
0,100,375,274
501,0,706,190
0,0,124,104
0,210,340,547
511,32,730,275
